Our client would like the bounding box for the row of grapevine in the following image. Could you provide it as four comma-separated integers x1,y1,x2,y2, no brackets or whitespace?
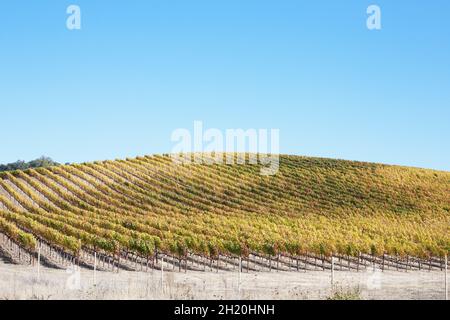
0,153,448,272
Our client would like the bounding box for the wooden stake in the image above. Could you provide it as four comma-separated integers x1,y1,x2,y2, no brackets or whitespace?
217,254,220,273
37,242,41,282
161,256,164,292
357,252,360,272
277,254,279,272
445,254,448,301
93,252,97,286
331,255,335,287
238,257,242,293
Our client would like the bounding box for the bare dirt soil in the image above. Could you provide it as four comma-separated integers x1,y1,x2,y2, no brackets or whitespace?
0,258,446,300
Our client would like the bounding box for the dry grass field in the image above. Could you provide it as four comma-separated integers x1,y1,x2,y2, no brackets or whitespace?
0,257,447,300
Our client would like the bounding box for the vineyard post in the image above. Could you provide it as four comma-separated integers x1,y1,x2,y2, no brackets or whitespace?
314,254,317,271
37,241,41,282
93,252,97,286
357,252,361,272
238,256,242,296
171,254,174,271
322,254,325,271
161,255,164,292
135,254,139,270
277,254,280,272
152,254,155,274
217,254,220,273
331,255,335,288
445,254,448,301
372,255,376,272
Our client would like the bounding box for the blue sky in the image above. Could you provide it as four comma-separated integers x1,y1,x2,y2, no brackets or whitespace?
1,0,449,170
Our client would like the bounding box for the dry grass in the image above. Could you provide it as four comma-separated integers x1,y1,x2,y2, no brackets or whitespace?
0,260,446,300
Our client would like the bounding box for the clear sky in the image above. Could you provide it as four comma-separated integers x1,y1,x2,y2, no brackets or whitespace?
1,1,449,171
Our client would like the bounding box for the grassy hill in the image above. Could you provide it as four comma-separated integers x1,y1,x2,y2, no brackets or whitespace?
0,154,449,260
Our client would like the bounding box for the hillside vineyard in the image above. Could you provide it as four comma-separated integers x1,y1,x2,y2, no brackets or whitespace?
0,154,449,272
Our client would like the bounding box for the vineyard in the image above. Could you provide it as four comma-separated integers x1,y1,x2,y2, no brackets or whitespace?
0,154,449,272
